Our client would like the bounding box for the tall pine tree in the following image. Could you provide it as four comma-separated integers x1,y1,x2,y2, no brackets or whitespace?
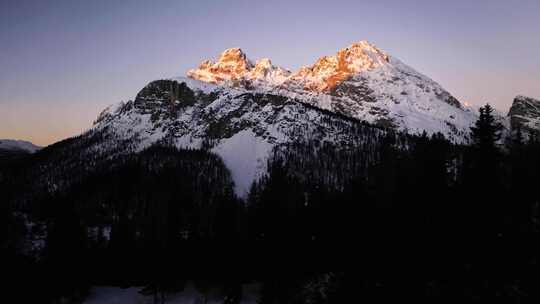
470,104,503,153
467,103,504,238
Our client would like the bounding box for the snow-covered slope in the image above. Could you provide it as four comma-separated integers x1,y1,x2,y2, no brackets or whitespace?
84,283,260,304
0,139,41,153
95,78,388,196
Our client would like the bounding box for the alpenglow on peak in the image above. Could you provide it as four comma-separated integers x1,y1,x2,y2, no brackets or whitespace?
183,40,475,143
187,40,391,90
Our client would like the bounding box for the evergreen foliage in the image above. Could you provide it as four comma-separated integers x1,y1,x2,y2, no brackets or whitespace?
2,110,540,302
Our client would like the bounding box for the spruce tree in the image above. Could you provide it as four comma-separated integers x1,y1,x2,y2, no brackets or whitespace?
470,104,503,152
468,103,504,237
469,103,503,180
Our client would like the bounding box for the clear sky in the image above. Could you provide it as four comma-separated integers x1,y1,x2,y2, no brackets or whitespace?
1,0,539,146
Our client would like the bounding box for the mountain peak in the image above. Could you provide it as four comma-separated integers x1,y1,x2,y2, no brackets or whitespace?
348,40,384,52
339,40,390,71
247,58,291,84
515,95,539,102
218,47,250,65
187,41,391,91
187,47,254,84
286,40,390,92
508,95,540,132
254,57,272,69
183,40,472,141
188,48,291,87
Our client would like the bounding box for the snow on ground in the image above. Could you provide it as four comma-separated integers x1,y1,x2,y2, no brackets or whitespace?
84,283,260,304
84,287,143,304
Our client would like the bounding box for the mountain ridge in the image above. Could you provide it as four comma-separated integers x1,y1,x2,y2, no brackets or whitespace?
30,41,537,197
508,95,540,134
0,139,41,153
186,41,477,142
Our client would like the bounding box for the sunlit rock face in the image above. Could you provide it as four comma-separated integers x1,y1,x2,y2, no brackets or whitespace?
187,48,253,83
286,41,391,92
188,41,391,92
246,58,292,88
508,95,540,134
187,48,290,87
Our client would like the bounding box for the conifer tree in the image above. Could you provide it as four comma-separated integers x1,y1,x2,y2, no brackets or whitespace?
468,103,504,236
470,104,503,152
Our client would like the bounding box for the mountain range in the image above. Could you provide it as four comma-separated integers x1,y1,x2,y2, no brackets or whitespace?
4,41,539,196
89,41,537,195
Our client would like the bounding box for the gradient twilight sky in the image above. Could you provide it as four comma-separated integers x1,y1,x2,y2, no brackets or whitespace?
1,0,539,146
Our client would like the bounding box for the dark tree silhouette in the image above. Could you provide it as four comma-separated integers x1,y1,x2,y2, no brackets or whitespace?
470,103,503,152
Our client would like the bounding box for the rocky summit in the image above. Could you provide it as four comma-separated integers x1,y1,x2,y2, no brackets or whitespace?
508,95,540,135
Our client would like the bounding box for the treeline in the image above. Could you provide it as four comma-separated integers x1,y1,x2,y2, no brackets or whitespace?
1,146,242,302
246,104,540,302
2,105,540,302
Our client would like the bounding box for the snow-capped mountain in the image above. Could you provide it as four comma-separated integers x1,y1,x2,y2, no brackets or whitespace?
0,139,41,153
92,40,483,195
188,41,477,142
508,95,540,134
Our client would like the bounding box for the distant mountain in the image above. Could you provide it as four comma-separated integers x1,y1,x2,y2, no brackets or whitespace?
0,139,41,153
0,139,40,163
508,95,540,135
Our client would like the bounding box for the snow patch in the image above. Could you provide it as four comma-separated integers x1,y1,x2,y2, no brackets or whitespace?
84,283,260,304
212,130,273,197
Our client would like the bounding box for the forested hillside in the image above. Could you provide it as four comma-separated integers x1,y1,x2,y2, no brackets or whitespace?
3,105,540,303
